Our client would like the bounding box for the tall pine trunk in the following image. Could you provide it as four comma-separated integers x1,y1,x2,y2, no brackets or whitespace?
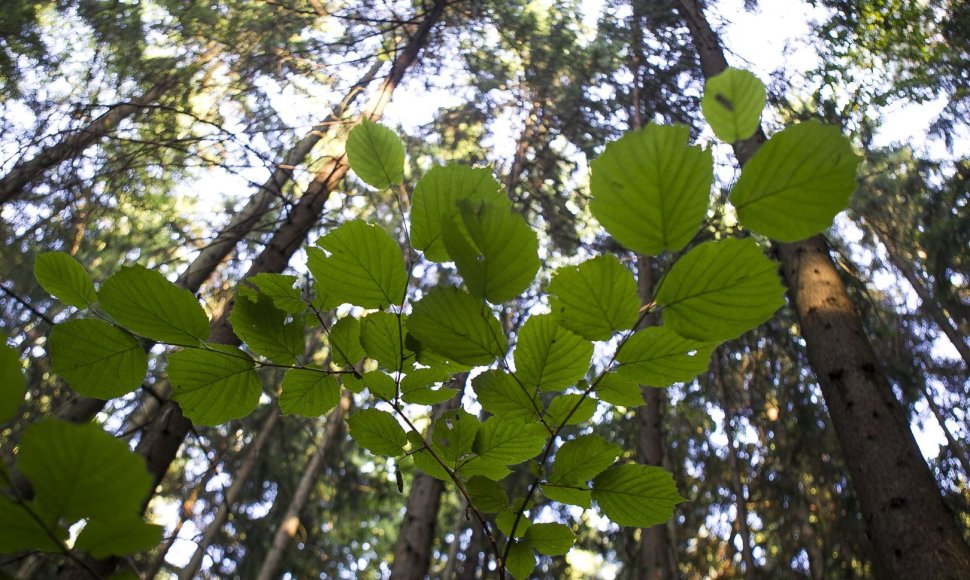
255,393,350,580
673,1,970,576
179,408,280,580
390,392,464,579
0,74,182,205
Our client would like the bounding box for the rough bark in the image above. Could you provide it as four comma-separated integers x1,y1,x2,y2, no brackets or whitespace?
179,409,280,580
390,393,464,580
0,75,181,205
673,1,970,577
255,394,350,580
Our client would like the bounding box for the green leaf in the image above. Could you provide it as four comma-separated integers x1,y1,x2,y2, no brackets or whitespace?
594,373,646,408
280,370,340,417
656,238,785,341
459,416,547,480
591,464,686,527
548,255,640,341
541,484,591,508
18,420,153,523
168,346,262,426
308,220,407,309
412,444,452,481
457,456,511,481
1,341,25,422
730,120,860,241
616,326,716,386
341,374,366,394
0,496,64,552
361,312,411,370
34,251,97,308
347,408,407,456
400,366,457,405
497,511,532,538
50,319,147,399
471,417,546,466
473,370,539,421
590,124,713,255
360,370,396,400
245,273,304,314
701,67,767,142
432,409,480,464
506,539,537,580
75,518,163,558
514,315,591,392
406,286,506,366
410,164,508,261
524,523,575,556
98,265,210,346
545,394,597,427
465,476,509,512
443,199,540,303
329,316,366,367
346,119,405,189
550,434,621,486
230,292,304,364
402,385,458,405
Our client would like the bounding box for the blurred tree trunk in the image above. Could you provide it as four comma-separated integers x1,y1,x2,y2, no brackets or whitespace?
390,392,463,580
859,214,970,368
179,408,280,580
256,393,350,580
0,74,181,206
674,1,970,577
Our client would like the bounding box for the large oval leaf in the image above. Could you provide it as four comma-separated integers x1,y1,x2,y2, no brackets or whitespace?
547,255,640,341
701,67,767,142
615,326,716,387
308,220,407,309
346,119,405,189
168,346,262,426
34,252,97,308
444,199,539,303
406,286,506,366
656,238,785,341
513,315,592,392
98,265,210,346
590,124,712,255
591,464,686,527
409,164,507,261
730,120,860,241
50,319,147,399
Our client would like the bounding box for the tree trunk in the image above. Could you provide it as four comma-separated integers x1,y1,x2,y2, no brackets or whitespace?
712,350,757,577
920,383,970,479
672,2,970,577
0,75,181,205
635,258,676,580
175,58,383,293
179,409,280,580
255,394,350,580
390,393,464,580
860,215,970,368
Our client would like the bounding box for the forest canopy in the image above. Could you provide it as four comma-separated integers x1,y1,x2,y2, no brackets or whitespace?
1,0,969,578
